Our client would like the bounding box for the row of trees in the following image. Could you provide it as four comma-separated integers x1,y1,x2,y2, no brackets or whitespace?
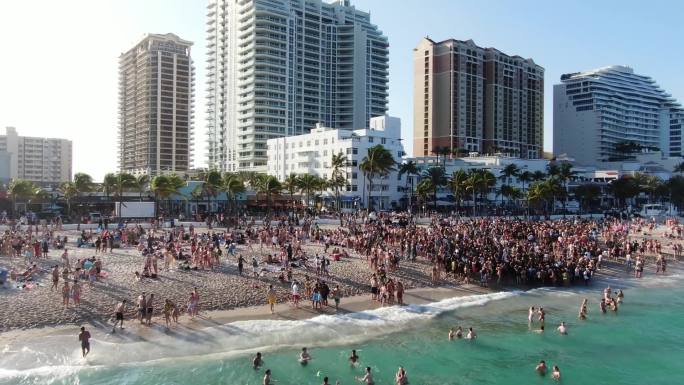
397,159,684,216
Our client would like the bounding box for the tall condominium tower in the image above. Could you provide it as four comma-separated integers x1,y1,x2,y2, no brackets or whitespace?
554,66,684,165
118,33,194,176
206,0,389,172
413,38,544,159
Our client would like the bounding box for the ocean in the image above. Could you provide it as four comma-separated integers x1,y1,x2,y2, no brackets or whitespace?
1,270,682,385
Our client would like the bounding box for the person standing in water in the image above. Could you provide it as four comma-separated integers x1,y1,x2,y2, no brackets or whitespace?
78,326,91,358
466,327,477,339
253,352,264,369
299,347,311,365
356,366,374,384
395,366,408,385
349,349,359,366
528,306,536,324
535,360,547,375
113,299,126,332
552,365,561,380
263,369,272,385
557,322,568,335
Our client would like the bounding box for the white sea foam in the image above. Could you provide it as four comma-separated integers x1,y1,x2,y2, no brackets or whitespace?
0,291,517,380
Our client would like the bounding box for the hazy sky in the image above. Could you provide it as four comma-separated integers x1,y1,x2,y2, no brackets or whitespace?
1,0,683,181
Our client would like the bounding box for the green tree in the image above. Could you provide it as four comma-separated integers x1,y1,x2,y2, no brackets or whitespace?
359,145,396,211
150,174,185,216
134,174,150,201
73,172,94,197
201,169,223,214
331,152,348,211
297,174,319,209
449,169,468,213
101,173,117,200
399,160,420,211
422,166,447,209
256,175,281,213
282,173,299,210
8,179,38,217
572,183,601,213
58,182,78,215
499,163,519,185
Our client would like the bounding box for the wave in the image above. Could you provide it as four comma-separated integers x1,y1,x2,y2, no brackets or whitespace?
0,291,517,381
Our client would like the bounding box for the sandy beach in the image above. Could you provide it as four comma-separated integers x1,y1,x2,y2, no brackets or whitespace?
0,221,679,334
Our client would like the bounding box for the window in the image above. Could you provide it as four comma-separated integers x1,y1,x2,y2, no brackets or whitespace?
368,136,374,143
381,137,386,144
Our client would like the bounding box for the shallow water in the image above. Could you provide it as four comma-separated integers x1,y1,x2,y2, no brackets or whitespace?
1,271,683,385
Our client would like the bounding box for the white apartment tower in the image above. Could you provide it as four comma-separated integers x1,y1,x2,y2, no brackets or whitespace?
118,33,195,176
206,0,389,172
0,127,72,185
554,65,684,165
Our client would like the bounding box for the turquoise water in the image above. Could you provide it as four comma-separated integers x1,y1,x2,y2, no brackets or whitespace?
2,271,683,385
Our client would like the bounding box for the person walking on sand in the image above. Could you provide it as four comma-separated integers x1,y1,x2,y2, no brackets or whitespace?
145,294,155,325
137,292,147,324
51,265,59,290
267,285,277,314
113,299,126,332
62,281,71,308
72,280,81,307
78,326,91,358
332,284,342,311
164,299,173,328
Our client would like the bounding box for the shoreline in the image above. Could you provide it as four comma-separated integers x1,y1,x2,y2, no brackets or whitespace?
0,260,647,345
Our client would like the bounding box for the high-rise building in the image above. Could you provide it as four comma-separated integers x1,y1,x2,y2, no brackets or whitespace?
206,0,389,172
118,33,194,176
413,38,544,159
0,127,72,185
554,65,684,165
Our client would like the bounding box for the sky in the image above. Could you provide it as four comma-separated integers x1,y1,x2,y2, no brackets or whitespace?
1,0,683,181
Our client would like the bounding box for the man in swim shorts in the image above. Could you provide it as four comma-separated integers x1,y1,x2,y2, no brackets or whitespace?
78,326,91,358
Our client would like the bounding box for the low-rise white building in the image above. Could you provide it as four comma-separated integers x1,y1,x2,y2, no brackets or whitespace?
267,115,405,211
0,127,72,186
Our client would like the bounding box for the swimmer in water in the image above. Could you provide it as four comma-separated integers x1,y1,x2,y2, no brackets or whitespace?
599,298,607,313
552,365,561,380
538,307,545,324
455,326,463,339
263,369,272,385
466,327,477,340
299,347,311,365
395,366,408,385
616,289,624,304
557,322,567,335
536,360,547,375
349,349,359,366
528,306,536,323
356,366,374,384
449,328,455,340
253,352,263,369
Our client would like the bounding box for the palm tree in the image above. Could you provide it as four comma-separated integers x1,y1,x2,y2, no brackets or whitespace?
464,171,481,216
416,179,432,214
134,174,150,201
422,166,447,209
675,162,684,175
297,174,319,209
101,173,117,200
8,179,37,217
112,173,137,201
573,184,601,214
398,160,419,211
532,170,546,182
359,145,396,211
608,177,639,209
449,169,468,213
222,172,245,225
556,162,577,214
499,164,519,185
257,175,282,213
527,181,553,217
58,182,78,216
73,172,94,196
282,173,299,210
202,169,223,214
150,174,185,216
331,152,348,211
